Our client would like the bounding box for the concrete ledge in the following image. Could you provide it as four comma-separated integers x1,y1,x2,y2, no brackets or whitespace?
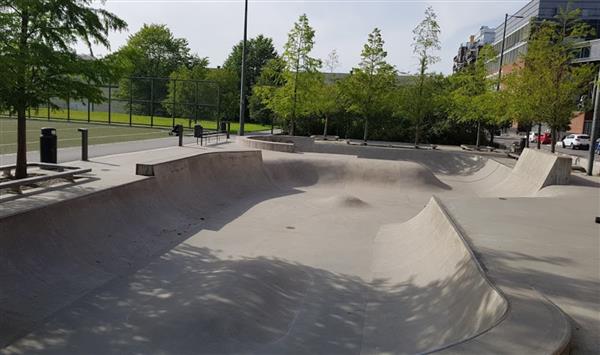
136,149,262,177
239,136,296,153
569,154,600,175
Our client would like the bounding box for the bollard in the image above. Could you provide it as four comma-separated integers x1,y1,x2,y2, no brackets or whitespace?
40,127,57,164
171,124,183,146
78,128,88,161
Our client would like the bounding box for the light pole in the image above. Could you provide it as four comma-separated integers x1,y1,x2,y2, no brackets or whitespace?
587,66,600,176
238,0,248,136
497,13,524,91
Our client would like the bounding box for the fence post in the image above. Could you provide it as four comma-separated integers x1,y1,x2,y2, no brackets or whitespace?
129,78,133,126
216,84,220,133
172,79,176,127
67,95,71,121
150,78,154,127
108,83,112,124
47,99,51,121
194,81,199,126
87,98,91,122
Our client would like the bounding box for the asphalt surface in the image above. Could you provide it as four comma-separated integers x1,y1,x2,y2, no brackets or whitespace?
494,135,600,160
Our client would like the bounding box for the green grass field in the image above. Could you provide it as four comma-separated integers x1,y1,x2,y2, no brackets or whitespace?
1,109,273,155
0,118,173,155
12,108,272,133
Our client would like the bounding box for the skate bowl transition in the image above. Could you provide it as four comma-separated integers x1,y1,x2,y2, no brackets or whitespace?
0,144,577,354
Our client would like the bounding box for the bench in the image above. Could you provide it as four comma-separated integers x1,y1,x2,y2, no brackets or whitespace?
0,163,92,192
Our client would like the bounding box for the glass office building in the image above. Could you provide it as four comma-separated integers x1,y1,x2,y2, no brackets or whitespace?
485,0,600,74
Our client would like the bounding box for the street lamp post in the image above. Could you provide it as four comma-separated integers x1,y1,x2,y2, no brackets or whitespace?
587,66,600,176
497,13,524,91
238,0,248,137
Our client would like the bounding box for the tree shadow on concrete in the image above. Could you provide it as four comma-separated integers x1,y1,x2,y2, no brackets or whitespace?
0,175,302,348
4,245,510,355
474,246,600,354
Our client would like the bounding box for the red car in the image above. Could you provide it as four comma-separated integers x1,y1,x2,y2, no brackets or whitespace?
539,133,552,144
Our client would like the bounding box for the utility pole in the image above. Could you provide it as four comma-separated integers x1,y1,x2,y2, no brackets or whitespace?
238,0,248,136
587,66,600,176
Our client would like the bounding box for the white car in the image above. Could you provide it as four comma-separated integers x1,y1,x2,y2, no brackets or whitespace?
561,134,590,150
523,132,540,142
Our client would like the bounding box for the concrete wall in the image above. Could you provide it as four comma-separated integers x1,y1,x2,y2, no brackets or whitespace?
238,136,296,153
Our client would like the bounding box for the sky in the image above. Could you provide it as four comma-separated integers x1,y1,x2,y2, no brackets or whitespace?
84,0,530,75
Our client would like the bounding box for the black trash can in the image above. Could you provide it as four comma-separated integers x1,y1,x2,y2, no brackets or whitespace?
194,124,203,138
519,137,527,152
40,127,57,164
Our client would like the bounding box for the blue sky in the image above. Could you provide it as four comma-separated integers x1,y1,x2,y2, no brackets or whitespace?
86,0,529,74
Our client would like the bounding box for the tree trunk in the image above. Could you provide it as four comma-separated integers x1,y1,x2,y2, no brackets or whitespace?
536,123,542,150
475,120,481,150
551,127,557,153
363,118,368,144
414,120,420,147
489,127,495,146
526,128,530,148
15,10,29,180
15,105,28,179
323,116,328,139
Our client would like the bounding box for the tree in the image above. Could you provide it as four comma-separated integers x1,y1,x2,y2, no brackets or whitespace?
113,24,198,116
250,57,286,126
309,78,342,138
206,67,239,123
0,0,126,179
396,73,448,144
503,64,537,148
282,14,321,134
319,49,341,137
324,49,340,74
447,45,501,149
340,28,397,142
411,6,441,146
163,58,211,120
222,35,278,122
505,7,596,152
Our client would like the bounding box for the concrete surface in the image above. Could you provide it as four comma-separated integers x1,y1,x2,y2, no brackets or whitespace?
240,136,295,153
0,138,598,354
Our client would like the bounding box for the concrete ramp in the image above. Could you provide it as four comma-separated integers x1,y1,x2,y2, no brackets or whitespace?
263,155,451,191
485,148,571,197
0,150,273,348
363,197,508,354
0,147,579,354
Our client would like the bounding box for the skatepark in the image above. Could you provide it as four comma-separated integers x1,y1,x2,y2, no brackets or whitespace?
0,137,598,354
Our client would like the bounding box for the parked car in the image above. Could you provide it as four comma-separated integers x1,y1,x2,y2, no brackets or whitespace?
524,132,540,143
539,132,552,144
561,134,590,150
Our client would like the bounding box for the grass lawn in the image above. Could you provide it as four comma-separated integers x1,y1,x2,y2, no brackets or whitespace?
11,108,272,133
0,118,172,155
1,109,273,155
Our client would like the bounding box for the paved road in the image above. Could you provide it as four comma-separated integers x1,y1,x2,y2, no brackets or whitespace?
0,129,283,165
495,135,600,160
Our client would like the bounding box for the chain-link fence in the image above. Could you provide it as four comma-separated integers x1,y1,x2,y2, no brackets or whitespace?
5,77,221,130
